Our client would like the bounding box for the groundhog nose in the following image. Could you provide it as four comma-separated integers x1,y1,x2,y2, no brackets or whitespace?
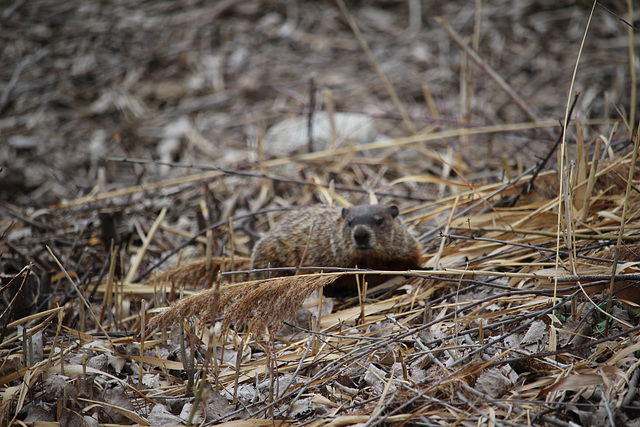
353,229,370,248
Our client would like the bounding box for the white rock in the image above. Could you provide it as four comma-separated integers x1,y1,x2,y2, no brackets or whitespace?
263,112,378,155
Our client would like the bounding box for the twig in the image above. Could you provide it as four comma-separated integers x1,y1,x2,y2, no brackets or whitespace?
622,366,639,407
0,48,49,115
596,2,640,31
46,246,114,347
553,273,640,283
600,386,616,427
437,18,547,132
524,93,581,194
307,73,316,152
0,264,32,344
455,226,640,242
125,207,166,284
442,233,620,264
626,0,636,135
606,125,640,332
2,0,25,19
552,1,597,338
335,0,416,134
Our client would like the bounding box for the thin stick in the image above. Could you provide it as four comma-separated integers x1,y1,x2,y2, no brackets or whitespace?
437,17,548,134
125,207,167,284
335,0,416,134
307,73,317,152
138,300,145,390
0,48,49,115
524,93,580,194
432,196,459,269
580,137,603,222
0,264,32,344
323,88,337,148
46,246,114,348
606,125,639,332
626,0,636,131
554,1,597,339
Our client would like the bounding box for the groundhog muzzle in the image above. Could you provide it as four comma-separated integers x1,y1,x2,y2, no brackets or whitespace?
250,205,422,291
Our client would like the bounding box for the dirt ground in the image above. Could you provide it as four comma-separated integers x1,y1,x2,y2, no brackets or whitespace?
1,0,639,425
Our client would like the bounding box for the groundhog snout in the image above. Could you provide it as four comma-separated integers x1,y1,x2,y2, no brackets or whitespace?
352,227,373,249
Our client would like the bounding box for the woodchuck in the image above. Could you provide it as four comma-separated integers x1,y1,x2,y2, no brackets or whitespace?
250,204,422,290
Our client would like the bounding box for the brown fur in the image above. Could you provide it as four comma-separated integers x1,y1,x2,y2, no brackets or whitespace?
251,205,422,285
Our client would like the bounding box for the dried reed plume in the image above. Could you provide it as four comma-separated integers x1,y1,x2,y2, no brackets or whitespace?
147,273,340,337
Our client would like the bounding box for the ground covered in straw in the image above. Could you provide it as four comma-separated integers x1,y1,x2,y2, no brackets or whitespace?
1,0,639,425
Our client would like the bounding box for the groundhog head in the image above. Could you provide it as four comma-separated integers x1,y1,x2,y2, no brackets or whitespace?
341,204,399,251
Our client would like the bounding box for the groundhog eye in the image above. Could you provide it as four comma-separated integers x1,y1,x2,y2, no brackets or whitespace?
375,217,385,226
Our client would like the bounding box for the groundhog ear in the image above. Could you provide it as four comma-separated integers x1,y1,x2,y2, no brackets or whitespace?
389,205,399,218
341,207,350,219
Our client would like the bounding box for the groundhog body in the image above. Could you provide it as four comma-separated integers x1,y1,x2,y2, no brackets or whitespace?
251,205,422,281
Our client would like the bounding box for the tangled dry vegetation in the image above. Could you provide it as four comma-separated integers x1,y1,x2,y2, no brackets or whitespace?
2,0,640,426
